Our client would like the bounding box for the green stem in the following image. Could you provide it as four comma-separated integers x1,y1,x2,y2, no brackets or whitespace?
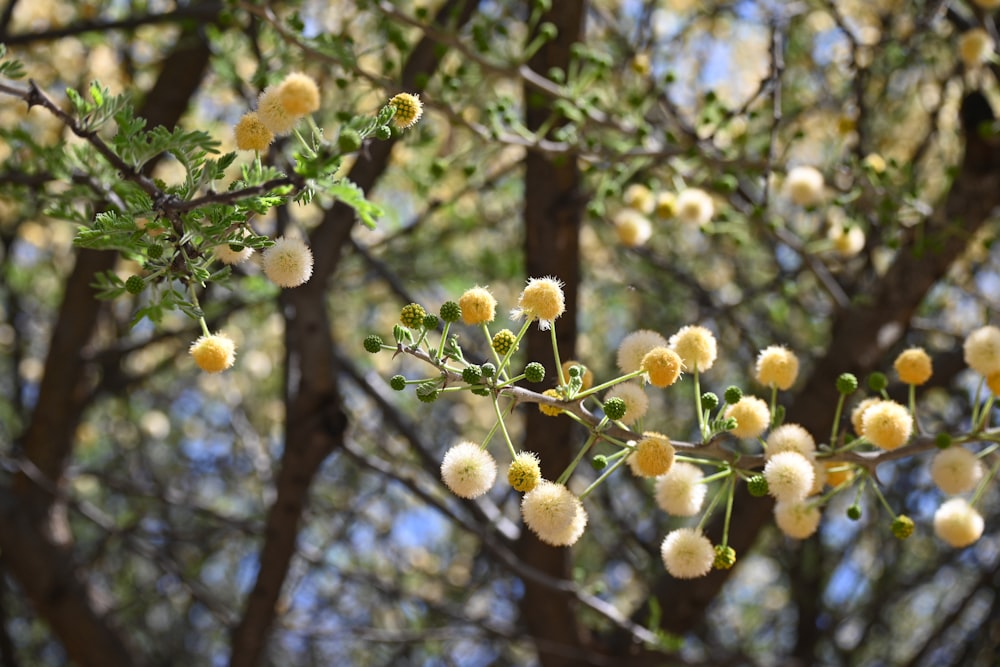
692,366,706,441
556,428,602,486
869,479,897,519
575,368,645,400
720,474,736,548
969,455,1000,508
830,392,847,448
435,321,452,362
550,321,565,387
696,477,729,532
489,395,518,459
579,454,629,500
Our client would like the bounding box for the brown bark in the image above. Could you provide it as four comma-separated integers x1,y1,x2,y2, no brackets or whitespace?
516,3,587,666
3,16,216,667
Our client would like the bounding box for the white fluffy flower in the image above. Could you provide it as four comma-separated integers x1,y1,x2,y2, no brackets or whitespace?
764,451,815,502
668,325,718,372
774,500,821,539
933,498,984,548
674,188,714,226
616,329,668,374
654,462,707,517
521,481,587,547
964,325,1000,378
262,236,314,288
612,208,652,248
605,382,649,425
784,166,825,207
660,528,714,579
828,223,865,258
930,447,984,495
440,442,497,499
213,242,254,265
765,423,817,459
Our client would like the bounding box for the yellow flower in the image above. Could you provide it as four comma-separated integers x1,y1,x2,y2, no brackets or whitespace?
933,498,984,548
674,188,714,226
457,286,497,325
828,223,865,258
507,451,542,493
276,72,321,116
824,461,855,488
784,166,825,207
617,329,668,374
389,92,424,129
669,325,717,373
958,28,994,69
755,345,799,390
894,347,932,385
640,347,683,388
861,400,912,450
988,371,1000,396
632,432,675,477
233,111,274,152
850,397,882,437
623,183,655,214
513,276,565,327
653,191,676,219
538,388,564,417
189,333,236,373
724,396,770,439
964,325,1000,377
612,208,652,248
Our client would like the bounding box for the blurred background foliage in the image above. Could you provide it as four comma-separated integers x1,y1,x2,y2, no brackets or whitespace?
1,0,999,666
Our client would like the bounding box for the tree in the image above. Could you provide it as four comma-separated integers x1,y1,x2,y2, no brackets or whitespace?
0,1,998,665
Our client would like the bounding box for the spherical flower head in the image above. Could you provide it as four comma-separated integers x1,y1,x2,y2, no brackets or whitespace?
612,208,652,247
213,242,254,265
724,396,770,439
660,528,714,579
508,451,542,493
605,382,649,425
669,325,718,373
861,400,912,450
930,446,984,495
933,498,984,548
399,303,427,329
891,515,915,540
440,442,497,499
513,276,565,329
764,451,815,502
458,286,497,325
189,333,236,373
617,329,668,374
824,461,855,488
713,545,737,570
654,191,676,219
256,85,297,135
828,223,865,258
850,397,882,437
623,183,655,214
756,345,799,390
765,423,817,459
674,187,714,226
538,388,563,417
492,329,517,357
633,431,675,477
640,347,683,388
233,111,274,152
389,92,424,129
654,461,707,516
521,481,587,546
784,166,825,207
958,28,994,69
964,325,1000,377
774,500,821,539
276,72,321,116
561,360,593,390
262,236,314,288
894,347,933,385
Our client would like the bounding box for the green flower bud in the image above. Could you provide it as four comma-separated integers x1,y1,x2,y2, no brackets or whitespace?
867,372,888,393
747,475,768,497
125,275,145,295
338,128,363,153
934,433,952,449
603,397,627,421
462,365,482,384
836,373,859,395
416,383,439,403
389,375,407,391
524,362,545,383
374,125,392,140
480,362,496,379
891,515,914,540
492,329,517,357
847,505,862,521
400,303,427,329
701,392,719,411
724,386,743,405
713,545,737,570
146,244,164,259
591,454,608,470
439,300,461,323
363,334,383,354
422,314,439,330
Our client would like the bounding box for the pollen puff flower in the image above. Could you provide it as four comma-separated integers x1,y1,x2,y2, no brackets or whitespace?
674,188,714,226
933,498,984,548
458,286,497,325
507,451,542,493
765,423,817,459
669,325,718,373
512,276,565,329
521,481,588,547
632,432,675,477
389,92,424,129
784,166,825,207
605,382,649,425
958,28,994,69
213,242,254,265
617,329,668,374
764,451,815,502
931,447,984,495
774,500,821,539
190,333,236,373
828,223,865,258
257,72,321,135
233,111,274,152
623,183,655,214
612,208,652,248
724,396,770,439
850,397,882,437
640,347,683,388
661,528,714,579
861,400,912,450
756,345,800,390
963,325,1000,377
894,347,933,385
262,236,314,288
654,461,707,516
440,441,497,499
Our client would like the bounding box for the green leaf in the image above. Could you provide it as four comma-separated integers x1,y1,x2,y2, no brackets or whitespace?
327,179,383,229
